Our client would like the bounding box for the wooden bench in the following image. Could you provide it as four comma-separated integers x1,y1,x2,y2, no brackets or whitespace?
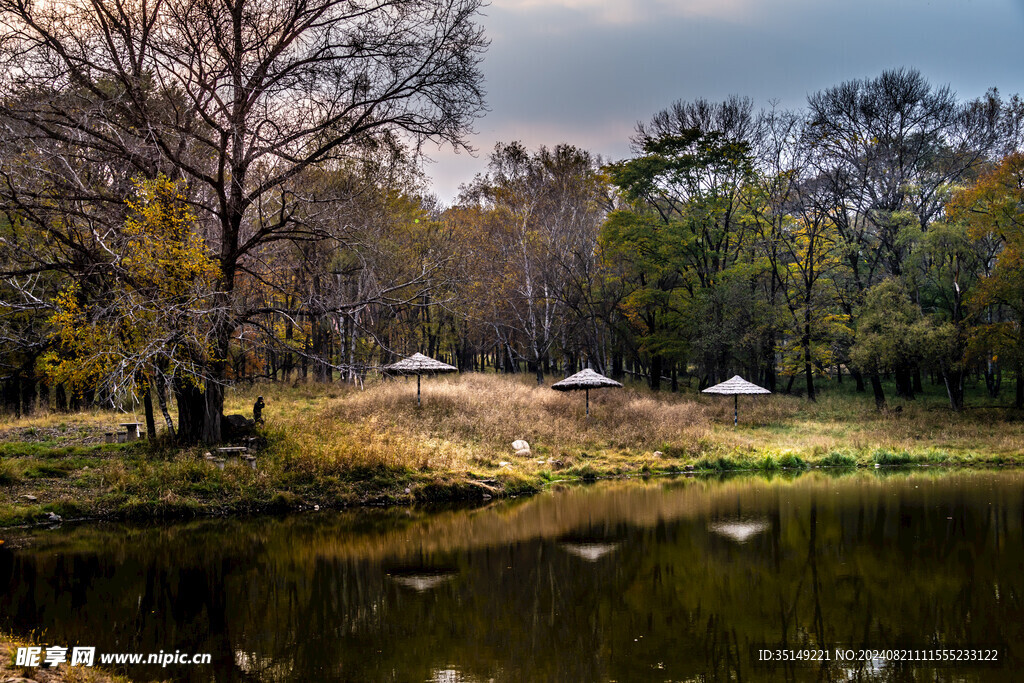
216,446,256,469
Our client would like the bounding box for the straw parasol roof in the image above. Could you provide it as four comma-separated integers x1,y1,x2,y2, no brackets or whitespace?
551,368,623,391
383,352,457,375
701,375,771,396
383,353,457,406
551,368,622,417
702,375,770,426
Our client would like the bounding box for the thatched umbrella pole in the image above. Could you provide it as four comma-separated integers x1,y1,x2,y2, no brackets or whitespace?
382,353,457,406
701,375,771,426
551,369,622,418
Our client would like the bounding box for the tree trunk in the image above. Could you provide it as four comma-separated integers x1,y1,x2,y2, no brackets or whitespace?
174,378,205,445
805,360,816,402
943,368,965,412
985,357,1001,398
802,323,815,402
852,368,865,393
19,373,35,417
894,364,914,400
870,372,886,409
1016,363,1023,410
764,330,777,392
38,381,49,412
143,384,157,441
2,379,18,417
155,371,176,439
649,354,663,391
802,309,815,401
283,318,294,381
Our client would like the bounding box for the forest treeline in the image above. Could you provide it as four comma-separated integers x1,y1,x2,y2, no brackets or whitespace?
0,0,1022,444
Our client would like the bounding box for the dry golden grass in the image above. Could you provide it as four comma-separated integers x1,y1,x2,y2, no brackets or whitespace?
227,372,1024,479
255,373,714,479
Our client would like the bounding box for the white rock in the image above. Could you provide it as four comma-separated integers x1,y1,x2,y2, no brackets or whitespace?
20,494,37,502
499,461,512,468
511,440,530,452
515,448,531,458
653,451,664,458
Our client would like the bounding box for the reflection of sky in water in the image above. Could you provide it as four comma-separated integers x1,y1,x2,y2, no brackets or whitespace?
559,541,619,561
430,669,477,683
388,572,457,592
708,518,769,543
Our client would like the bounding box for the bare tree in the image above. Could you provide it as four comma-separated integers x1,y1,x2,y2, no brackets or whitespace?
0,0,487,442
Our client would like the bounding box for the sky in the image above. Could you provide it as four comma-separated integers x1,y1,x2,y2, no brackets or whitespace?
425,0,1024,204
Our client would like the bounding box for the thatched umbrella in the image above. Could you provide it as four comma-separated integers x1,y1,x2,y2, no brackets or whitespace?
551,368,623,417
383,353,457,406
702,375,771,426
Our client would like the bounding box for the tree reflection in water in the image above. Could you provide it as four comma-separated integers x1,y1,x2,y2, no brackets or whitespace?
1,470,1022,682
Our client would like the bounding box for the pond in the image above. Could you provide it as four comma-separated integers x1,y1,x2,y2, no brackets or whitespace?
2,469,1023,682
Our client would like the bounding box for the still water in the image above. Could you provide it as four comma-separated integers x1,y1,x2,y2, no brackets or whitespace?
2,469,1023,682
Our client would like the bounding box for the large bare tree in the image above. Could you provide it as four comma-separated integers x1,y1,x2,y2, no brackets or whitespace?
0,0,487,441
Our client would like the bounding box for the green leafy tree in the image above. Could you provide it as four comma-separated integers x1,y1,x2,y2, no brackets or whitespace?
606,108,757,388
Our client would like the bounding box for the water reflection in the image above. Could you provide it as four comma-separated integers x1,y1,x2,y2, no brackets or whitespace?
708,517,770,542
558,541,619,561
1,470,1022,681
388,570,459,592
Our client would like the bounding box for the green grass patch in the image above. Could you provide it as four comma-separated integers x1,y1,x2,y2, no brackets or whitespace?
817,450,859,467
694,455,748,472
0,460,21,485
0,503,40,527
565,464,599,481
22,461,73,478
778,453,809,469
872,448,916,466
114,496,206,521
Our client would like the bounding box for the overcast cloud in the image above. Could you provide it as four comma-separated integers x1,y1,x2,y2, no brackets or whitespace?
425,0,1024,204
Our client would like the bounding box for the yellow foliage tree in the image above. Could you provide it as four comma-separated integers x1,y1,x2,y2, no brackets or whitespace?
40,175,220,436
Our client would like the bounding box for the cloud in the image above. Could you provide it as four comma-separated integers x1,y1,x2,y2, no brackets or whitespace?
425,0,1024,204
494,0,772,25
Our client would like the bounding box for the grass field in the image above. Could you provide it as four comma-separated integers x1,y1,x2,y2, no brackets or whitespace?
0,372,1021,527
